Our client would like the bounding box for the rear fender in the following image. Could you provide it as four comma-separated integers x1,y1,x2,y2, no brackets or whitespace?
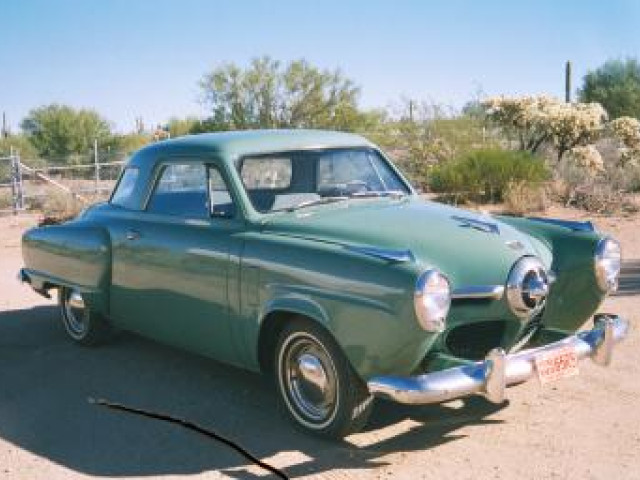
21,223,111,315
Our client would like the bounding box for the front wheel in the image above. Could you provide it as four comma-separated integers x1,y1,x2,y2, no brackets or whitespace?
274,320,373,438
59,287,112,346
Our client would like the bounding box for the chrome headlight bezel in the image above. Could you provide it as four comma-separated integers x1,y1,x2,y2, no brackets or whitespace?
595,237,621,293
506,256,550,319
414,269,451,332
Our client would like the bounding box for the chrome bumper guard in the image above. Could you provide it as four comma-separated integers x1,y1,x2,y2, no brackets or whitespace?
368,314,629,405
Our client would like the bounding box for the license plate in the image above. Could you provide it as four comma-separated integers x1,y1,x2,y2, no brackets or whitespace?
534,346,579,385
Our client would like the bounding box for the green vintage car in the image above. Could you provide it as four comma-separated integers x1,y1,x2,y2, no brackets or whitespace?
20,130,628,438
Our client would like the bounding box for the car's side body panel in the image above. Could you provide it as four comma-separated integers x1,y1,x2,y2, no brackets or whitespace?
106,213,244,365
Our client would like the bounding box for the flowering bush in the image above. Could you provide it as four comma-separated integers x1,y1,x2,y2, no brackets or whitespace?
565,145,605,175
609,116,640,167
609,116,640,148
618,148,640,168
482,95,556,152
482,96,607,161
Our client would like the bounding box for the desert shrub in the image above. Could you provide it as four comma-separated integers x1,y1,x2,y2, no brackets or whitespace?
503,180,548,216
429,148,550,203
367,105,499,190
553,140,640,213
31,190,85,223
571,184,634,214
605,163,640,193
0,189,13,210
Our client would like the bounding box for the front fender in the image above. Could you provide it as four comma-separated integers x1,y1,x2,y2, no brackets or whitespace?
260,293,332,330
498,215,607,331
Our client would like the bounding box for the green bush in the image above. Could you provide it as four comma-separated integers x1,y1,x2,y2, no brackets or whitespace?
429,149,550,203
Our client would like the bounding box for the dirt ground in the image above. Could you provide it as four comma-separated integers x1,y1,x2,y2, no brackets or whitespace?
0,207,638,480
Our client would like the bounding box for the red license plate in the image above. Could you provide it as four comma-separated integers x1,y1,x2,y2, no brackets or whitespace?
534,346,579,385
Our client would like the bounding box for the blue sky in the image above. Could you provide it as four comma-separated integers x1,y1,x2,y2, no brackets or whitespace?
2,0,640,132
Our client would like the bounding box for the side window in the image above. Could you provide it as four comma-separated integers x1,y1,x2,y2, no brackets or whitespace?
111,167,139,209
240,157,292,190
147,163,208,218
208,166,235,218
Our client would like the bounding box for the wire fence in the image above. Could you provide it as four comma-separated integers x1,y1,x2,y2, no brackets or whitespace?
0,150,127,215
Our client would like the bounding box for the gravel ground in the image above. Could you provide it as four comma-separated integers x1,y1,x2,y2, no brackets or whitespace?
0,208,638,480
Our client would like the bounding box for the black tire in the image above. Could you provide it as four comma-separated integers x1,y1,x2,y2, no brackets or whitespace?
274,318,373,438
59,286,112,346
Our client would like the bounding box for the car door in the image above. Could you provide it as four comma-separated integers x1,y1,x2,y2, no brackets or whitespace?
109,159,243,364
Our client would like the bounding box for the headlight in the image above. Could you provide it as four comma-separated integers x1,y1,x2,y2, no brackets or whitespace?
414,270,451,332
595,237,621,292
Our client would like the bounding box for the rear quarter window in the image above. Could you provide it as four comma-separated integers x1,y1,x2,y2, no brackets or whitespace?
110,168,139,209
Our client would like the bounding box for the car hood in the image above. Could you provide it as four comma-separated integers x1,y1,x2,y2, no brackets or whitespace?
262,197,552,287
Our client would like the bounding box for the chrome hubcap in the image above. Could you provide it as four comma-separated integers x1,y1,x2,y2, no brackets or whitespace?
63,288,87,337
281,335,337,424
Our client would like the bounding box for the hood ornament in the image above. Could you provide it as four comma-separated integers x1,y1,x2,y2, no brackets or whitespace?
452,215,500,235
506,240,524,251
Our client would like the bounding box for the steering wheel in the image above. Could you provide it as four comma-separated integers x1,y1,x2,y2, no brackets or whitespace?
345,180,372,194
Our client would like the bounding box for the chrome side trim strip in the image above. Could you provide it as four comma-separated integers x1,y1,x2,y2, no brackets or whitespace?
451,285,505,300
367,314,628,405
346,245,415,263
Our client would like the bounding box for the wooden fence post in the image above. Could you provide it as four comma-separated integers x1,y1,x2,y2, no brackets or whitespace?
94,138,99,195
10,147,18,215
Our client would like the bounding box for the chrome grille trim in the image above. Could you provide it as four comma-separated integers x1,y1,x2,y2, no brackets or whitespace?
452,285,505,300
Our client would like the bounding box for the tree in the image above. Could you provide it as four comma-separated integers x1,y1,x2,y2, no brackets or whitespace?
578,58,640,119
199,56,371,131
108,134,151,154
166,116,202,138
0,134,39,159
21,104,112,161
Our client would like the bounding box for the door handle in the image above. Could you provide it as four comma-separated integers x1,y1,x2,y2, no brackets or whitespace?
126,230,141,241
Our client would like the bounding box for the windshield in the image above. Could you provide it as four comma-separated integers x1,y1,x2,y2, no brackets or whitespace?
237,148,411,213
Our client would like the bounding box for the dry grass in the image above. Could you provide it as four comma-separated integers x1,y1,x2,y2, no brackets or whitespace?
0,189,13,210
28,191,86,225
502,181,548,216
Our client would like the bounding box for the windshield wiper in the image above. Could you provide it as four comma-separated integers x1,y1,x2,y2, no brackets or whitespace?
349,190,406,199
281,196,349,212
272,191,406,213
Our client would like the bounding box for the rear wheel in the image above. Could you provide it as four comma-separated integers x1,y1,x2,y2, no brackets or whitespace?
274,319,373,438
59,287,112,345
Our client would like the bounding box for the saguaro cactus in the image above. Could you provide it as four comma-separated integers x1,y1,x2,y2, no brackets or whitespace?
565,61,572,103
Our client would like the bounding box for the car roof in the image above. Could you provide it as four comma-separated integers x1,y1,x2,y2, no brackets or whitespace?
128,129,375,167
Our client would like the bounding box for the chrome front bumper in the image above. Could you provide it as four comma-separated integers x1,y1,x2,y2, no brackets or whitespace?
368,314,629,405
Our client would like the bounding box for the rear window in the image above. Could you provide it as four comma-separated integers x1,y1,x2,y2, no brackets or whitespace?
110,167,139,209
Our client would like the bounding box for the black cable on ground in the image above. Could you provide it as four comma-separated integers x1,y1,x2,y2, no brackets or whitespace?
89,397,288,479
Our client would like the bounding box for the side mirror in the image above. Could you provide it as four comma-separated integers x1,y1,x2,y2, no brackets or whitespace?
211,204,235,219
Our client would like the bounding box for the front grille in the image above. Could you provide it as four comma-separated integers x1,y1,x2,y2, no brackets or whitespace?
445,321,508,360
